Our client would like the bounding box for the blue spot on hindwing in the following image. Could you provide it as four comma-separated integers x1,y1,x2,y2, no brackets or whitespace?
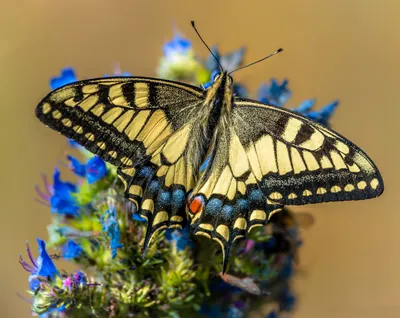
206,198,223,215
250,189,264,202
159,191,171,206
148,180,161,193
138,166,153,177
172,189,185,210
236,199,249,212
221,205,234,220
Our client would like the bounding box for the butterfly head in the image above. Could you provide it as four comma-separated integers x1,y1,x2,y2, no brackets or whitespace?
204,71,234,109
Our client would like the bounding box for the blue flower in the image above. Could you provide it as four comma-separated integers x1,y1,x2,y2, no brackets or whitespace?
39,306,66,318
257,79,338,126
292,99,315,114
67,155,108,184
133,213,146,222
19,239,59,288
233,83,248,98
163,33,192,57
50,168,79,217
67,139,82,149
228,304,244,318
165,226,193,251
158,30,209,83
35,239,59,278
67,155,86,177
101,200,123,258
205,46,246,73
258,79,291,107
279,256,294,280
203,69,248,98
107,220,123,259
279,287,296,312
73,271,86,285
199,304,224,317
86,156,108,184
50,67,77,90
300,100,339,126
29,276,41,290
56,226,93,239
265,311,278,318
62,240,83,259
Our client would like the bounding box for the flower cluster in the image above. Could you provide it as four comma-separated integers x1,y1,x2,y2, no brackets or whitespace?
20,30,337,317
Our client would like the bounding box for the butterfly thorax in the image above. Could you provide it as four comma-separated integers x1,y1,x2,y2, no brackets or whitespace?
189,72,234,194
202,72,234,136
204,72,233,114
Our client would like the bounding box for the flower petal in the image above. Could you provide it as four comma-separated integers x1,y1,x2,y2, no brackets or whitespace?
35,238,59,278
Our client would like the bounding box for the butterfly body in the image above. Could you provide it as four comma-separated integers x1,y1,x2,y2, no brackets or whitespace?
36,72,383,271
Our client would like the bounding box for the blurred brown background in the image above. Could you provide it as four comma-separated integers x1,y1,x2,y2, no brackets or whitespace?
1,0,399,317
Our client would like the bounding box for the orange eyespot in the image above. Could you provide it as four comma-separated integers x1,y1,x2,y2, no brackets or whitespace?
188,196,204,214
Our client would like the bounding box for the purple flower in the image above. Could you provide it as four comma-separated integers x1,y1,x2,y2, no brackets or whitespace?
62,271,87,289
50,67,77,90
63,276,74,290
244,239,256,254
19,239,59,289
73,271,86,285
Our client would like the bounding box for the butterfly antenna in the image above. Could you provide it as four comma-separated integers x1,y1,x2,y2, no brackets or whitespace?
191,21,223,72
229,48,283,75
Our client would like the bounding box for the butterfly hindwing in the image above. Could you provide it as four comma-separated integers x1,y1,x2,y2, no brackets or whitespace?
188,125,283,271
36,77,207,250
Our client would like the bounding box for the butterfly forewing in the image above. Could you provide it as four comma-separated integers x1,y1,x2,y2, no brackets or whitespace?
230,98,384,205
36,77,208,248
